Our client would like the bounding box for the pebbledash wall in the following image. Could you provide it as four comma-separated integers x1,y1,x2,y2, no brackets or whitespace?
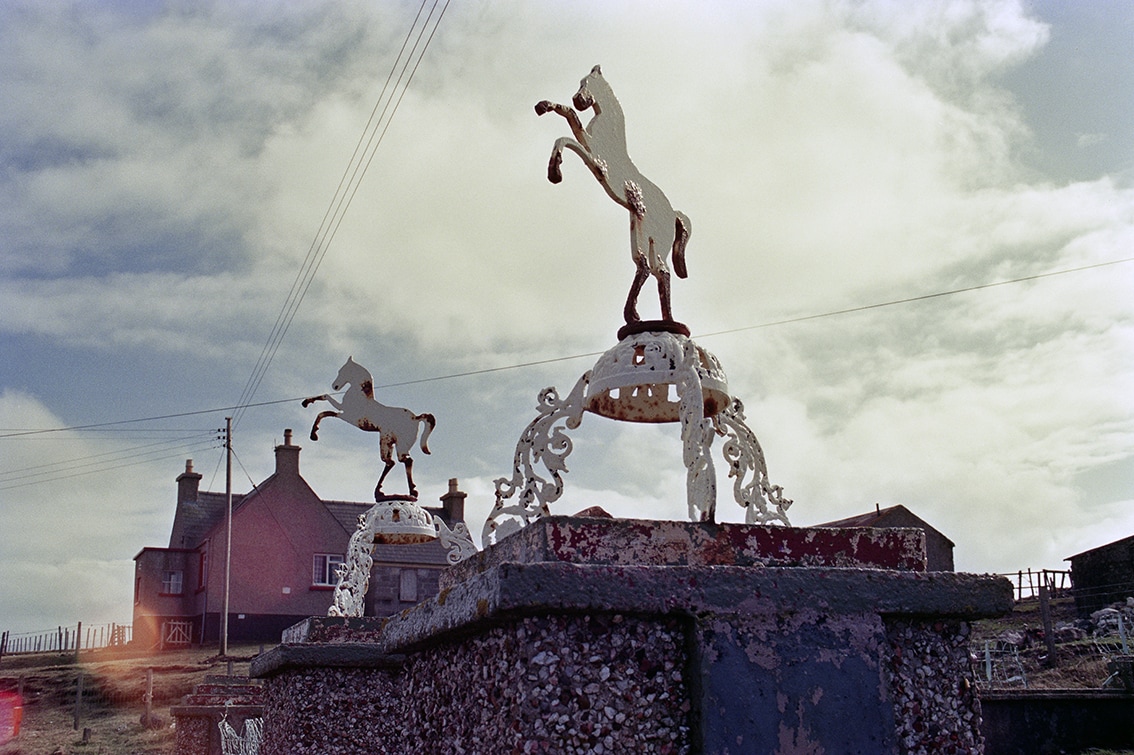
249,516,1013,755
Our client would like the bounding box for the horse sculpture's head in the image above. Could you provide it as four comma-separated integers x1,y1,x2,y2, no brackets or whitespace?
573,65,605,111
332,356,370,391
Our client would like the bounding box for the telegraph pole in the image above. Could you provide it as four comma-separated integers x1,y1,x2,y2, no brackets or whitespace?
222,417,232,657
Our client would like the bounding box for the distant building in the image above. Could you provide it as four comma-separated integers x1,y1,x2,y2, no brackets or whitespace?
1066,534,1134,615
131,429,465,649
815,504,955,572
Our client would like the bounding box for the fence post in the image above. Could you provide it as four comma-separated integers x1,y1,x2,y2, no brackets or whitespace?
0,630,7,664
1039,586,1057,667
984,641,992,681
144,667,154,727
73,670,84,730
75,621,82,662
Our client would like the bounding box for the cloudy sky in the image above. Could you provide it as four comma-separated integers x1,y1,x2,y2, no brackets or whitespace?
1,0,1131,635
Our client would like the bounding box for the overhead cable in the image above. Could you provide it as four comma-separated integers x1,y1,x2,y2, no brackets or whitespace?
232,0,452,428
2,254,1127,442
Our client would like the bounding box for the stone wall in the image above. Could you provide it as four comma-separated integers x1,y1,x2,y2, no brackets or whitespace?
259,666,398,755
402,613,689,754
252,517,1012,754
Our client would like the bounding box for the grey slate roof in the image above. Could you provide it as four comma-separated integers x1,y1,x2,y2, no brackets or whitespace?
168,490,239,549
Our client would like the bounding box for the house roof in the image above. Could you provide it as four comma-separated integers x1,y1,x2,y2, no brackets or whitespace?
815,504,955,547
168,490,240,549
1065,532,1134,562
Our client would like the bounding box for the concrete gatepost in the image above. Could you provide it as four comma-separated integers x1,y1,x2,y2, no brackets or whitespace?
170,675,263,755
251,516,1012,754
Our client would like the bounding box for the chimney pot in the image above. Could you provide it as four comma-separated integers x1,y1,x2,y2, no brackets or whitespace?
177,458,203,505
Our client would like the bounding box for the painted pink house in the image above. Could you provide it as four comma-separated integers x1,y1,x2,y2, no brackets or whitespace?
132,429,464,649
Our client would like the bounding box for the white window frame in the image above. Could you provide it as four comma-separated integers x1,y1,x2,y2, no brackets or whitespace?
161,570,184,595
313,553,345,586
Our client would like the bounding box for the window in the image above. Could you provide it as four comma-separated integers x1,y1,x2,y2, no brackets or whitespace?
313,554,345,586
161,570,183,595
399,569,418,603
197,544,208,590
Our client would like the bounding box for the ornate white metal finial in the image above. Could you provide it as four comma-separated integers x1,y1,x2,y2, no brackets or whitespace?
301,356,476,618
303,356,436,500
328,499,477,618
536,65,691,329
484,68,794,544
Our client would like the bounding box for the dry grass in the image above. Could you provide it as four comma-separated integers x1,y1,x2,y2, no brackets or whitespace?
971,594,1124,690
0,644,262,755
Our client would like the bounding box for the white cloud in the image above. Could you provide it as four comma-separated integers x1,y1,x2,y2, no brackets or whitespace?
1,1,1133,634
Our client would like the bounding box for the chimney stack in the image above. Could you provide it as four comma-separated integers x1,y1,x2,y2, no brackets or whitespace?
275,429,300,477
440,477,466,524
177,459,202,504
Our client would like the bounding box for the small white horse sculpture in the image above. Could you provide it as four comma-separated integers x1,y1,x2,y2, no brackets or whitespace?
302,356,436,499
537,65,691,325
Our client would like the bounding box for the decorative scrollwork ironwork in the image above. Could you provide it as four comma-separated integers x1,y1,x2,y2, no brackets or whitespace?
329,502,478,617
436,518,478,564
717,398,793,525
483,372,590,545
328,512,376,617
677,338,717,522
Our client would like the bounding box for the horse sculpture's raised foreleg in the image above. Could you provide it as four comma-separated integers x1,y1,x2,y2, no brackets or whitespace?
309,410,339,441
535,100,586,140
301,394,343,441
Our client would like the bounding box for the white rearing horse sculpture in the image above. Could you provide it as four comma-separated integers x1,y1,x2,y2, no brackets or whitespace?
302,356,436,500
536,65,691,325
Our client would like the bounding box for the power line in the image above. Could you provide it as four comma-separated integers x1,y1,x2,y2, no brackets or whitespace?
233,0,452,428
0,439,221,492
0,433,218,481
2,255,1127,441
697,255,1134,339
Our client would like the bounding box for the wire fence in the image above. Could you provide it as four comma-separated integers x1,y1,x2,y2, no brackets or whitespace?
0,622,131,658
974,574,1134,691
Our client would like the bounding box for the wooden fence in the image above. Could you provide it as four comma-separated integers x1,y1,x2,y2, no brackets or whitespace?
0,622,131,658
999,569,1072,602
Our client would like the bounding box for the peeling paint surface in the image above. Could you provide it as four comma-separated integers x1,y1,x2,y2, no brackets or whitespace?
255,520,1008,754
444,517,926,589
695,612,897,754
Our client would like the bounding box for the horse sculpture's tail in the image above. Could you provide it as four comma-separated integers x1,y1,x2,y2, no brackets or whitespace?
415,413,436,454
673,211,691,279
